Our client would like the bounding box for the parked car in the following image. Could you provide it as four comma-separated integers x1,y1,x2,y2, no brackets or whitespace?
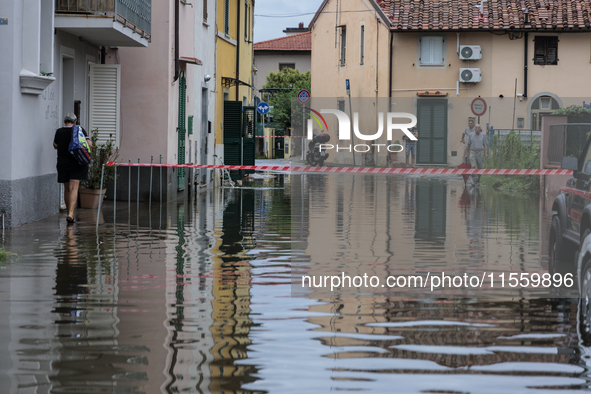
550,137,591,294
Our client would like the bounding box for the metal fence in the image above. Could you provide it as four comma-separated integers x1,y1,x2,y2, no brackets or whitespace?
56,0,151,34
547,123,591,165
493,129,541,147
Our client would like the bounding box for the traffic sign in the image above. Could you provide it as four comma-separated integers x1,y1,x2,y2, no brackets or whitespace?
471,97,487,117
346,79,350,95
298,89,310,104
257,102,270,114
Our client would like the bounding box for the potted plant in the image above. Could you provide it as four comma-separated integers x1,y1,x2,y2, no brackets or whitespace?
390,140,401,163
79,130,118,209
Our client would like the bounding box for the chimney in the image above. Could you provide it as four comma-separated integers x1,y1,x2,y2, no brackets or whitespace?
299,22,304,28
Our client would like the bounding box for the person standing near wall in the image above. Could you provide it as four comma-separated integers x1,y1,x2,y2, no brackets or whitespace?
53,114,92,224
465,124,488,185
403,127,419,167
461,119,475,160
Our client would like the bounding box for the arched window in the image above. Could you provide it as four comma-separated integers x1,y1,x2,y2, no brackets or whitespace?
530,95,560,131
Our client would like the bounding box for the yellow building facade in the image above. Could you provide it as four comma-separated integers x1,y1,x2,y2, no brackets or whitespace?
215,0,255,161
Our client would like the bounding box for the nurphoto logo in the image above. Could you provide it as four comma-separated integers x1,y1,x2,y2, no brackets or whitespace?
306,109,418,153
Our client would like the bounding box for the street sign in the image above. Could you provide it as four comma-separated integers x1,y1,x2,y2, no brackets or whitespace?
346,79,350,95
298,89,310,104
471,97,487,117
257,102,270,114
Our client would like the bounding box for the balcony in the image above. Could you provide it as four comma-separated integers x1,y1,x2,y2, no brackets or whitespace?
55,0,151,47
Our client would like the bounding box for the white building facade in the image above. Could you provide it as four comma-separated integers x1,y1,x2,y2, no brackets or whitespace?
0,0,151,227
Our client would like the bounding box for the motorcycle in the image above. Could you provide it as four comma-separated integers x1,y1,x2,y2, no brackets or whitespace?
306,133,331,166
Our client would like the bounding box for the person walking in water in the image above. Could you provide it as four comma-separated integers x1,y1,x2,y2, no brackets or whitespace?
53,113,92,224
465,124,488,185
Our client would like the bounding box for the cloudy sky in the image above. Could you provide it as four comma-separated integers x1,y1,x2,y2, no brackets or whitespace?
253,0,321,42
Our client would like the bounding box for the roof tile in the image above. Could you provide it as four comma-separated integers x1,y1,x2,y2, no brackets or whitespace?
382,0,591,31
254,31,311,51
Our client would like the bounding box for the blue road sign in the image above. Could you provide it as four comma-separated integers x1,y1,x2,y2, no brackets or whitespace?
257,102,270,114
346,79,350,95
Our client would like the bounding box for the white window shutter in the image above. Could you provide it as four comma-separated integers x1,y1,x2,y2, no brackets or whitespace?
432,36,443,65
89,64,121,147
420,37,432,64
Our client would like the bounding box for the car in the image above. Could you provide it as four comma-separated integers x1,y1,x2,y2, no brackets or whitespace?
551,138,591,293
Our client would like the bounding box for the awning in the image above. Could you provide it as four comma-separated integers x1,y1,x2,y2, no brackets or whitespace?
222,77,254,88
180,56,203,66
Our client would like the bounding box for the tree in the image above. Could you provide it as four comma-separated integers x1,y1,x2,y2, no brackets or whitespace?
262,68,311,131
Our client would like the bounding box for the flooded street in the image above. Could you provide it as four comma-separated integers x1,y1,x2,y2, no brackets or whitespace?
1,173,590,393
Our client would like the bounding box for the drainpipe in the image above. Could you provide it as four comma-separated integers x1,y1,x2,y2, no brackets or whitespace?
523,8,529,98
388,30,393,124
174,0,180,82
235,0,241,101
523,31,528,98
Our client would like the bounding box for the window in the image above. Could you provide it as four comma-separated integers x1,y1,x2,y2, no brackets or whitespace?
534,36,558,65
244,0,248,40
360,25,365,65
420,36,444,66
279,63,295,71
203,0,207,22
340,26,347,66
224,0,229,35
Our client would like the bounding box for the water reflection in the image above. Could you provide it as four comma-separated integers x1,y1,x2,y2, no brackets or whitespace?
0,173,589,393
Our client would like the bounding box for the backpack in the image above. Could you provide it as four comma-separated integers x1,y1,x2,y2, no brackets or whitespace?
68,125,91,165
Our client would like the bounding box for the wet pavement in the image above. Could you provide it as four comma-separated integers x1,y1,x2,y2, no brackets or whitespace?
0,172,590,393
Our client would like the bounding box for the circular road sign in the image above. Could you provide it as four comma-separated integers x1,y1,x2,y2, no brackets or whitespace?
257,102,270,115
298,89,310,104
471,97,487,117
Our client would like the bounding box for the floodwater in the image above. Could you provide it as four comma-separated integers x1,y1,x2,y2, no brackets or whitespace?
0,173,590,393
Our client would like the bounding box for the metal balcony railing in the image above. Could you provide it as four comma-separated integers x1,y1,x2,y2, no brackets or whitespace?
56,0,151,35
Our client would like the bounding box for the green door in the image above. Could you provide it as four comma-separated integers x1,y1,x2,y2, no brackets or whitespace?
223,101,242,165
417,99,447,165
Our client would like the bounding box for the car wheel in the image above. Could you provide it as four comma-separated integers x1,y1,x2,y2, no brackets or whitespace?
578,297,591,347
549,215,567,274
582,228,591,251
581,257,591,299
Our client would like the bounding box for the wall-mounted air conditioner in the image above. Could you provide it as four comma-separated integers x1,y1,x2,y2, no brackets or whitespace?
459,45,482,60
459,68,482,83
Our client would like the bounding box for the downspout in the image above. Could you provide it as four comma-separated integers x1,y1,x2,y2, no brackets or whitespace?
235,0,241,101
174,0,180,82
523,9,529,98
523,32,528,98
388,30,393,135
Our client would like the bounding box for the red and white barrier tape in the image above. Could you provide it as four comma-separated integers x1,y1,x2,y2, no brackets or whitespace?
106,162,572,176
254,135,305,138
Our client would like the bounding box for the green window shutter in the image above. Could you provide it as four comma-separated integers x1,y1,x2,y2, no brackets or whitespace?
178,72,186,188
188,115,193,135
416,99,447,165
224,101,242,165
224,0,229,35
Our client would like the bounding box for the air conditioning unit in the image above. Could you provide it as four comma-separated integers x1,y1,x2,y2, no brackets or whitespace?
459,45,482,60
459,68,482,83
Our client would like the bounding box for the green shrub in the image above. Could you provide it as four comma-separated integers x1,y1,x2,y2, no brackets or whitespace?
82,130,119,189
0,248,9,264
483,131,540,193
